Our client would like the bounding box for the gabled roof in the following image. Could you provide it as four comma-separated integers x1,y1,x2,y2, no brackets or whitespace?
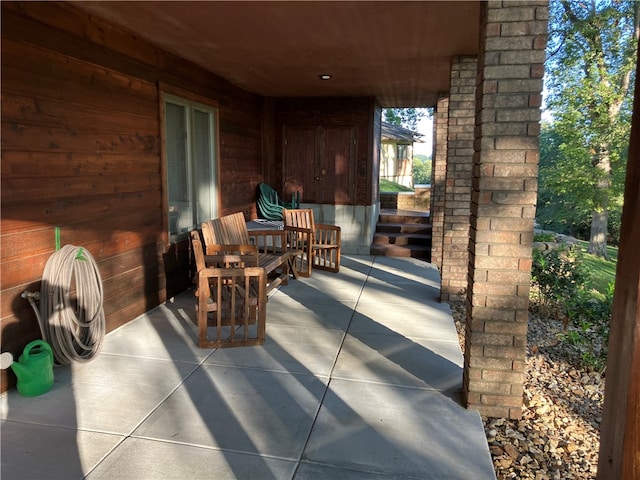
381,122,424,143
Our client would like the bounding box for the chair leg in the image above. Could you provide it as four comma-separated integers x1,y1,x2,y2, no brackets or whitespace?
312,246,340,273
288,253,300,280
197,268,267,348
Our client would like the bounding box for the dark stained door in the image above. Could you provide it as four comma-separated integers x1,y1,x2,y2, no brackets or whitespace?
283,126,315,204
283,125,356,204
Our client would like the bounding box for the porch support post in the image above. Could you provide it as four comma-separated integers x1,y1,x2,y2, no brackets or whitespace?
463,0,548,418
430,94,449,270
440,56,477,302
596,47,640,480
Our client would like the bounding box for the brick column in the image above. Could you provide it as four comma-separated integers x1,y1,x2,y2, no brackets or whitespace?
430,94,449,270
440,56,477,302
463,0,548,419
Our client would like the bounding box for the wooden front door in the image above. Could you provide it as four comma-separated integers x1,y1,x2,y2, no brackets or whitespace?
283,125,356,204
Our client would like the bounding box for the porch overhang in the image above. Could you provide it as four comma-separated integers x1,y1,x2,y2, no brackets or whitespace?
70,0,480,107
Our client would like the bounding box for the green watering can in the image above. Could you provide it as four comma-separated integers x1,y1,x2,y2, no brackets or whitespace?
4,340,54,397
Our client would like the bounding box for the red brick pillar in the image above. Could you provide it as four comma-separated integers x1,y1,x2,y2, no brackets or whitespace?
440,56,477,302
430,94,449,270
463,0,548,419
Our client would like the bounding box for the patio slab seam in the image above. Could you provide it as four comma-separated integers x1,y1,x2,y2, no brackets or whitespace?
289,257,373,470
1,255,495,480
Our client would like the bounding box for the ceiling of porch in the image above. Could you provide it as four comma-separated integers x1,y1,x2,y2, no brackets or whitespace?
70,1,480,108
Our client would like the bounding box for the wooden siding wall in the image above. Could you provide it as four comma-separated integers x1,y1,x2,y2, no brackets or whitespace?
273,97,377,206
0,2,263,392
371,104,382,206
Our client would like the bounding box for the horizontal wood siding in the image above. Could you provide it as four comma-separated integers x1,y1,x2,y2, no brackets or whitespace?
219,122,263,217
0,2,262,391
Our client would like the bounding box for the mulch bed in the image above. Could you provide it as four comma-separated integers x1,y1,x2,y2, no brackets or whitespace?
451,304,603,480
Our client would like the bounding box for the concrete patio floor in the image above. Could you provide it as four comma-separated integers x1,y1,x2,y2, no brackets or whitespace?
1,255,495,480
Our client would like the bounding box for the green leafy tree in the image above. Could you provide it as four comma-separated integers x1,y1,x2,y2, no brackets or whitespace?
412,154,432,185
383,108,428,130
538,122,593,238
544,0,638,257
538,120,626,242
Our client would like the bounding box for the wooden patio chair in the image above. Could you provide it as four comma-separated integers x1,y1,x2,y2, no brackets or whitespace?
201,212,297,291
282,208,341,277
190,230,266,348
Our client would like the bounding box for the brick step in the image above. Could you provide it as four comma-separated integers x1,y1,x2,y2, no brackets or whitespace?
375,223,432,235
378,213,430,225
370,243,431,260
372,232,432,246
372,209,432,260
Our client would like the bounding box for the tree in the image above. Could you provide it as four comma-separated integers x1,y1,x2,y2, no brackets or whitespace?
537,120,626,242
383,108,428,130
412,154,432,185
537,122,593,239
544,0,638,257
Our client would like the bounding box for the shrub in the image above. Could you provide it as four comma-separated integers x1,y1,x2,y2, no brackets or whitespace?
530,246,589,318
533,232,557,243
530,245,612,371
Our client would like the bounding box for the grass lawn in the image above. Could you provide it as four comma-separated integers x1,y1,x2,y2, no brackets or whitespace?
576,241,618,294
380,179,413,192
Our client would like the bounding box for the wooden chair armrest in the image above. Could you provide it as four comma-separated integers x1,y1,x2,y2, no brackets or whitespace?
284,225,313,250
198,266,264,278
315,223,341,232
204,244,258,267
284,225,314,234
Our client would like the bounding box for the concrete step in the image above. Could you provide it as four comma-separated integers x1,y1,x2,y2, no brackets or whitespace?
378,213,430,225
370,243,431,260
372,209,432,260
375,223,432,235
372,232,432,246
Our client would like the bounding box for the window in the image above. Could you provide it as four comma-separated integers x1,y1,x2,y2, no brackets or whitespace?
396,144,409,161
164,94,218,239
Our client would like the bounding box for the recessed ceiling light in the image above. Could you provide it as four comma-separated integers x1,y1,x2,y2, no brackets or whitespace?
319,74,332,80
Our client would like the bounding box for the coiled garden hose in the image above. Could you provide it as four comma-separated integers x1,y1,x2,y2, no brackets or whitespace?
24,245,105,364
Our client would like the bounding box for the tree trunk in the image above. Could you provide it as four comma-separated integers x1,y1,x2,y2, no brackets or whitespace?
588,144,611,259
588,209,609,258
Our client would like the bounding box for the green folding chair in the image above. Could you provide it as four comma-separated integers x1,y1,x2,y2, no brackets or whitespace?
257,183,299,220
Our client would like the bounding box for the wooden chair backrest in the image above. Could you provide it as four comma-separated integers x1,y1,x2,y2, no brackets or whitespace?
283,208,315,231
201,219,218,247
220,212,251,244
202,212,250,246
190,230,207,273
